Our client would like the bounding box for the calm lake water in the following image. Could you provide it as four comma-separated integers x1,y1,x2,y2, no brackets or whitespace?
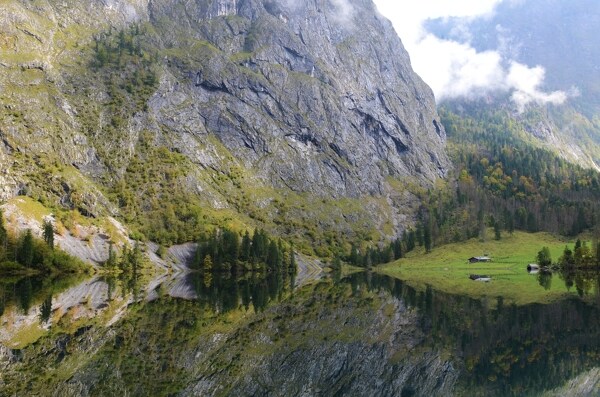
1,269,599,396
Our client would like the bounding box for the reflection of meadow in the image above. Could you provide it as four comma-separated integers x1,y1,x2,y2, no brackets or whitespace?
346,272,600,397
380,231,594,305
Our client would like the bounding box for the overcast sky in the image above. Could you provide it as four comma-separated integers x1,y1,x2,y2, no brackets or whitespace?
372,0,569,108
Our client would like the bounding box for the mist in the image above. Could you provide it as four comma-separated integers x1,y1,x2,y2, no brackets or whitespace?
373,0,571,109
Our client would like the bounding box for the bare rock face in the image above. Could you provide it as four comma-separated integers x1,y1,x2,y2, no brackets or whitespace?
147,0,449,198
0,0,450,239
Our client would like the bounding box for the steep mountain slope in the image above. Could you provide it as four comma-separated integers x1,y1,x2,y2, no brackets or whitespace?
426,0,600,170
0,0,449,253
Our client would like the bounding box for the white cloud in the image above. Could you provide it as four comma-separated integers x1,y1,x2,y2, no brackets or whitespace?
507,62,568,110
373,0,570,109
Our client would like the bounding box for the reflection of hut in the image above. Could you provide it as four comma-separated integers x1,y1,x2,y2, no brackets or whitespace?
469,274,491,282
469,256,492,263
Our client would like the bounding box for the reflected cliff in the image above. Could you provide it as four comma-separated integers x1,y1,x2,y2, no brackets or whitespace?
1,270,599,396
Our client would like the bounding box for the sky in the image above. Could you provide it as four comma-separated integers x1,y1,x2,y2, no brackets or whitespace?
372,0,569,108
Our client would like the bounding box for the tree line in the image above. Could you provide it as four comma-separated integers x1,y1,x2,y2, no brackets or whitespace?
102,240,145,274
413,105,600,249
537,239,600,269
193,228,297,275
341,225,431,268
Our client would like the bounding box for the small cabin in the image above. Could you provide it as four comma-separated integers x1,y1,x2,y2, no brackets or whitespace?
527,264,540,271
468,256,492,263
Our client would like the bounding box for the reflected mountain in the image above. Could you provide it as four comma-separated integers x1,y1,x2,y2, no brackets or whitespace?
1,270,599,396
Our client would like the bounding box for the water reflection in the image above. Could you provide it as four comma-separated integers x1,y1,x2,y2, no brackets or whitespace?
38,295,52,325
342,271,600,397
186,269,295,313
2,269,600,396
0,275,82,316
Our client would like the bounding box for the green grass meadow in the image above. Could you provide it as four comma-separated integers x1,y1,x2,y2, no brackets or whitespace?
379,231,587,305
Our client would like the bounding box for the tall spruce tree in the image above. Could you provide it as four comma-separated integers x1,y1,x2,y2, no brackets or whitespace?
0,209,7,255
43,220,54,249
18,229,35,268
424,222,432,253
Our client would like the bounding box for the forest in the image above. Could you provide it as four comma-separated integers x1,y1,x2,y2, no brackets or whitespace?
192,228,297,275
418,106,600,247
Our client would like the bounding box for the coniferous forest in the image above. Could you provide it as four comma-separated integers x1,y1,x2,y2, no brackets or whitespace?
192,228,296,275
409,106,600,250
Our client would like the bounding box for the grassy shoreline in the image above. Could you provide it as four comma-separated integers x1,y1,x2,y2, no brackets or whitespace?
378,231,590,305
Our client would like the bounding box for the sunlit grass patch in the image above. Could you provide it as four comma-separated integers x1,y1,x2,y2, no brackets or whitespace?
379,231,581,305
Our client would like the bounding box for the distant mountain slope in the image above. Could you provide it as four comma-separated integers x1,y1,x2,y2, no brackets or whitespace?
0,0,449,254
427,0,600,170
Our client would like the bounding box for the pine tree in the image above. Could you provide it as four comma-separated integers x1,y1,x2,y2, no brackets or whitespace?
0,209,7,255
106,242,117,268
289,243,296,271
416,223,424,246
130,241,142,272
18,229,35,268
393,238,402,259
349,244,359,266
43,220,54,249
266,240,279,271
331,256,341,270
407,230,416,251
120,246,131,272
536,246,552,267
494,220,502,241
424,222,432,253
240,231,251,262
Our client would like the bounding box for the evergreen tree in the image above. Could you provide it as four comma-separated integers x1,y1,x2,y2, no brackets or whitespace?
0,209,7,255
43,220,54,249
120,246,131,272
106,242,117,268
416,223,424,246
407,230,416,252
559,245,575,268
494,220,502,241
240,231,251,262
527,212,537,232
392,238,402,259
289,243,296,271
18,229,35,268
266,240,280,271
536,246,552,267
349,244,359,266
424,223,432,253
222,229,239,264
130,241,142,273
574,241,593,267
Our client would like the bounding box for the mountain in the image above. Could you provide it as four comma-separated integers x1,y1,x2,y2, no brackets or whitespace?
0,0,450,255
426,0,600,170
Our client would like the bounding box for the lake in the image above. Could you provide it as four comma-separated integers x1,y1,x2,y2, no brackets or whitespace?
1,269,599,396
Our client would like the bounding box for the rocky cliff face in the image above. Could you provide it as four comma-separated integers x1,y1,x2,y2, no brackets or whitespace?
0,0,450,245
146,0,448,196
